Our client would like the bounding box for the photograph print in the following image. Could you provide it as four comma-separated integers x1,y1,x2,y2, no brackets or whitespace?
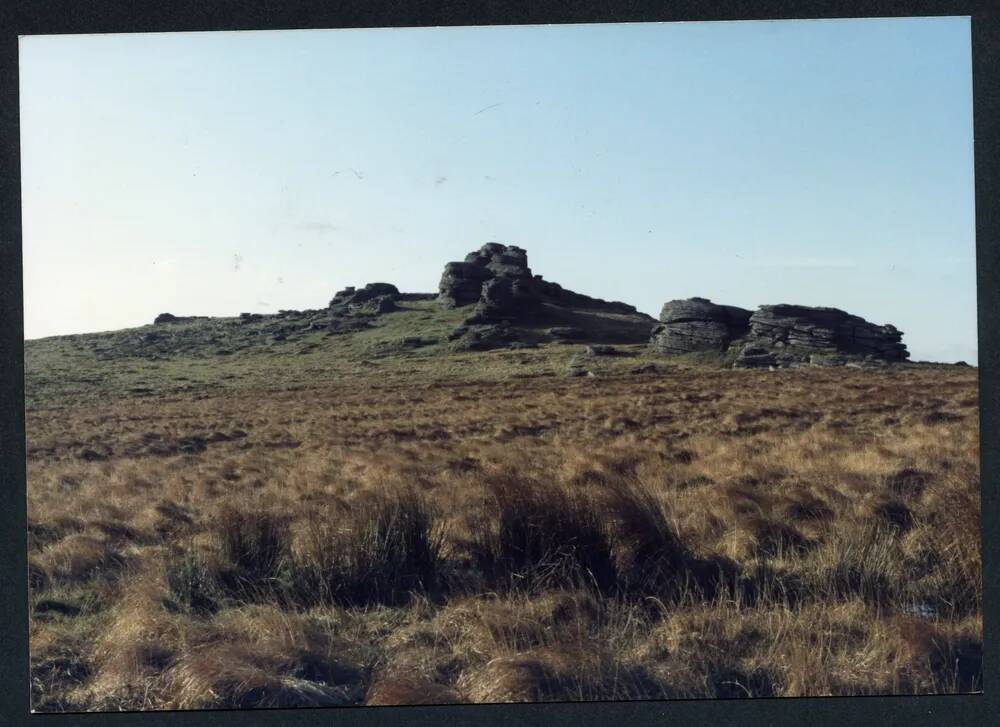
19,16,981,711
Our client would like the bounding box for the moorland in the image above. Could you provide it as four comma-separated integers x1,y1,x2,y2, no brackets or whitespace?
25,265,981,710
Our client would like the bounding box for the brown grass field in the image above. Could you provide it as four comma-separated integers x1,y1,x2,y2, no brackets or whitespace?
25,328,982,710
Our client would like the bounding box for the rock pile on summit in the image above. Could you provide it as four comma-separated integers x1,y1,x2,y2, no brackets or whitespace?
150,243,912,371
650,297,908,368
438,243,538,316
437,243,657,350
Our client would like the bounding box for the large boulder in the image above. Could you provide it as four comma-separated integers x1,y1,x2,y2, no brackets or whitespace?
746,304,908,361
438,262,495,308
438,243,532,309
329,283,400,314
650,298,752,355
465,276,543,324
438,243,657,344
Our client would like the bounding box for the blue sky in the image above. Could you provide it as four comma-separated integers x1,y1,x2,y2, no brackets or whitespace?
19,18,975,361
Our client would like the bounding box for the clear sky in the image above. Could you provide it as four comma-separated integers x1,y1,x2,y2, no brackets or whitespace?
19,17,975,362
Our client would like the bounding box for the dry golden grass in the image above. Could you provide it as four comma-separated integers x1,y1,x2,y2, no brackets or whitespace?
26,361,981,710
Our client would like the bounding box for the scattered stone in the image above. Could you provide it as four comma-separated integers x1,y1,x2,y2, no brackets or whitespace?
584,344,619,356
325,318,375,335
75,447,111,462
567,351,595,377
450,324,517,352
177,437,207,454
630,363,661,375
733,345,777,369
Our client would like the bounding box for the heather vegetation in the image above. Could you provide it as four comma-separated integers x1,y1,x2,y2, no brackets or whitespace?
25,312,981,709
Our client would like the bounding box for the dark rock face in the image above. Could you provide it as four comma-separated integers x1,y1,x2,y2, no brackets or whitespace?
744,304,908,362
650,298,909,368
438,243,533,309
437,244,652,350
534,279,639,315
465,276,541,324
438,262,495,308
650,298,752,355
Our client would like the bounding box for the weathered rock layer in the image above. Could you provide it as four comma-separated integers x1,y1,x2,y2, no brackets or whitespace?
438,243,656,350
650,298,751,355
650,297,909,368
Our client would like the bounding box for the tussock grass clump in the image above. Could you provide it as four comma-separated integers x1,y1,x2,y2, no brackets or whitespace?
296,489,443,606
215,508,293,602
167,643,357,709
469,472,620,594
36,534,127,584
805,522,906,606
895,616,983,693
459,645,666,703
365,676,464,706
165,548,224,616
164,610,368,711
597,479,703,595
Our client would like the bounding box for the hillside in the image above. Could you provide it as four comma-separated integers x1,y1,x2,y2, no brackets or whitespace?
23,245,981,711
24,298,672,411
